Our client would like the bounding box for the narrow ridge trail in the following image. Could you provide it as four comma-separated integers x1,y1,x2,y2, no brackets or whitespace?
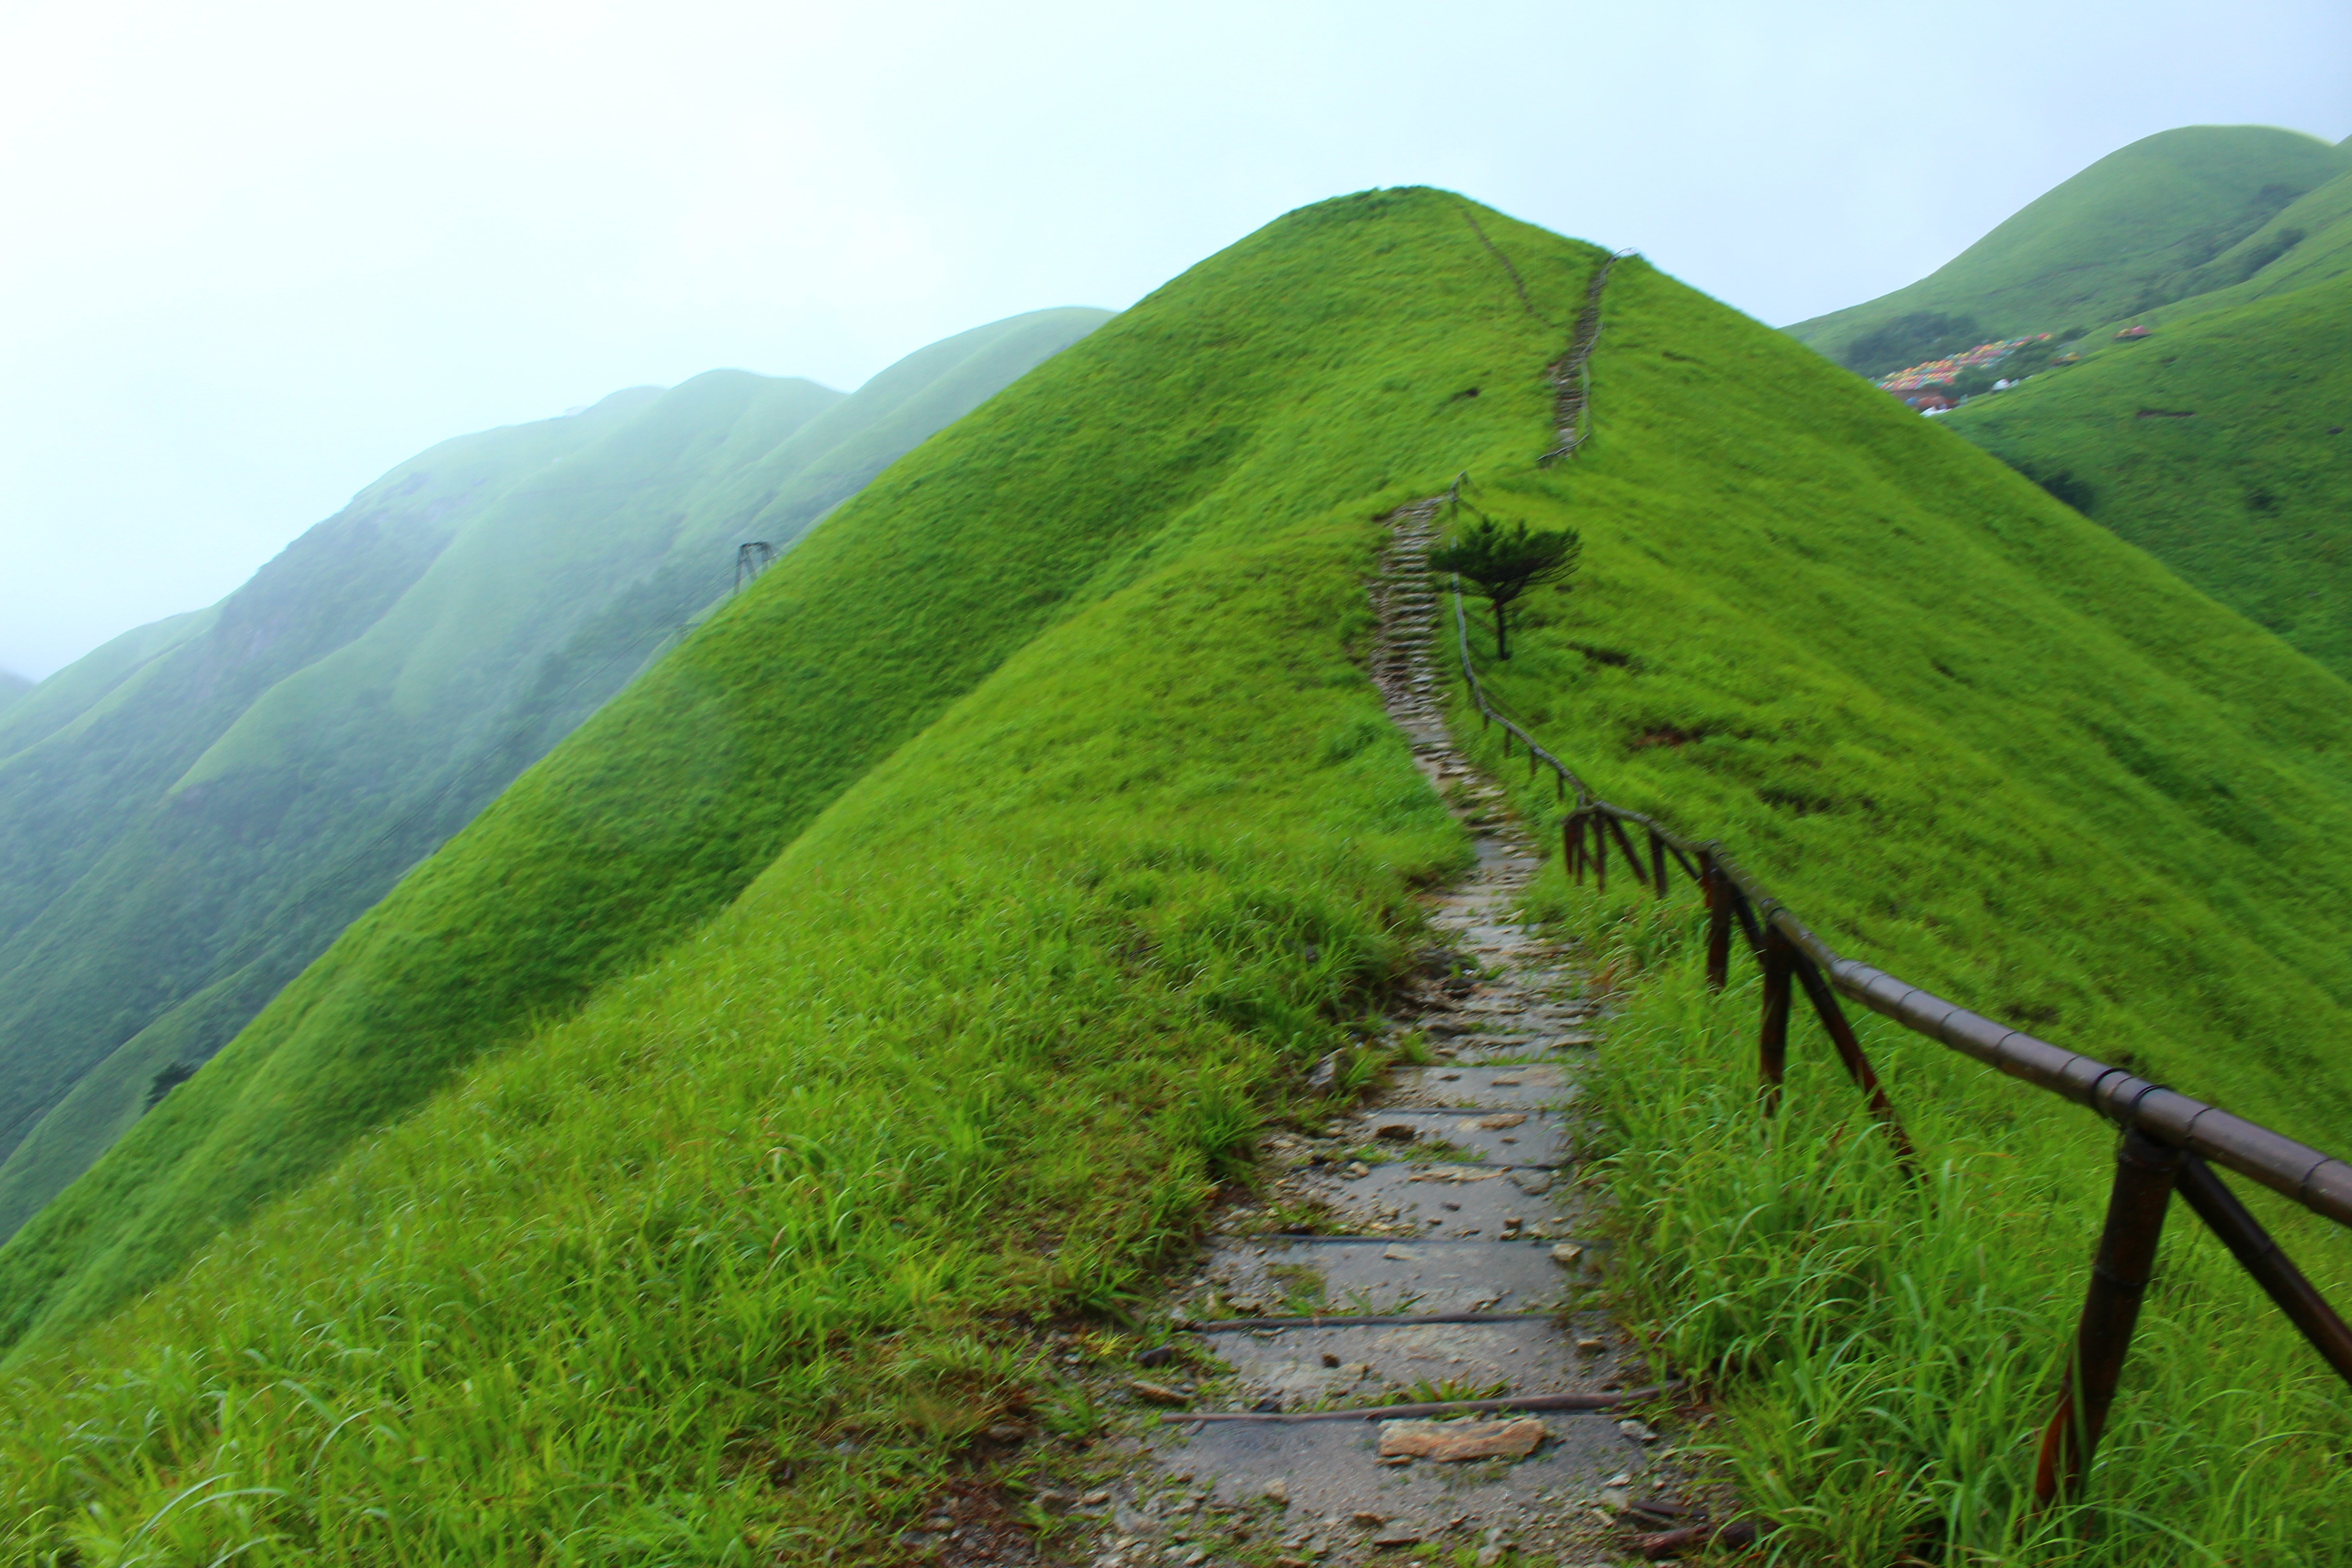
1075,502,1707,1568
1544,255,1621,462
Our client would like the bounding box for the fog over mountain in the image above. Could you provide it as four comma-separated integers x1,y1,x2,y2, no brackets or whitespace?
5,0,2344,681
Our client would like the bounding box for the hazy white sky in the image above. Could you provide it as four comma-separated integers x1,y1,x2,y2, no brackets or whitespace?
3,0,2346,679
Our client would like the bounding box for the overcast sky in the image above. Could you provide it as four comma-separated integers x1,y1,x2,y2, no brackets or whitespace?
3,0,2345,680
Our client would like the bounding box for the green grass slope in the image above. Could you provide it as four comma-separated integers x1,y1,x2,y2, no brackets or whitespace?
1444,261,2352,1555
1944,267,2352,672
2133,162,2352,325
0,608,217,765
0,309,1103,1241
1789,125,2350,373
0,197,1529,1370
5,189,2352,1560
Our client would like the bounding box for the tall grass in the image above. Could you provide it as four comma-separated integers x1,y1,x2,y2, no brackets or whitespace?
0,835,1420,1563
0,513,1464,1561
1530,874,2352,1564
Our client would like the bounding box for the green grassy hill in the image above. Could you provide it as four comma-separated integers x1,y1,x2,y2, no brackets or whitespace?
0,308,1106,1241
4,189,2352,1562
1944,267,2352,671
1852,135,2352,679
1789,125,2351,374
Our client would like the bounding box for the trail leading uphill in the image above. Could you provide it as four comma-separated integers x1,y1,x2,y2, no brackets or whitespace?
6,187,2352,1561
1077,502,1722,1566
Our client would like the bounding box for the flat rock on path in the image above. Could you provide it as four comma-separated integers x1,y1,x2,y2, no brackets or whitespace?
1075,505,1684,1568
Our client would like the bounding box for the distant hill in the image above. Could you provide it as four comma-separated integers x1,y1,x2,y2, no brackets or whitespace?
1788,126,2352,376
0,672,28,712
1825,135,2352,678
5,190,2352,1560
1944,265,2352,671
0,307,1107,1238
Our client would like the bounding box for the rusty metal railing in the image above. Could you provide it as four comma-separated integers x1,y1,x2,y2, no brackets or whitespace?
1440,559,2352,1504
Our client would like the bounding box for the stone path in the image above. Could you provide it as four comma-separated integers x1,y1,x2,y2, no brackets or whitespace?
1073,505,1694,1567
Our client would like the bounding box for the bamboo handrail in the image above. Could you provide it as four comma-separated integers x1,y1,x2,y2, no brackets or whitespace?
1430,527,2352,1504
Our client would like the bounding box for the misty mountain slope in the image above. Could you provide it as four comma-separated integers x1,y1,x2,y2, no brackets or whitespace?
0,308,1105,1240
1788,125,2351,374
6,189,2352,1561
0,188,1554,1366
0,611,217,766
2138,161,2352,322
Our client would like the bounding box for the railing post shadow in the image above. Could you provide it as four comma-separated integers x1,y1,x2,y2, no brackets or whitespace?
1759,928,1793,1114
1702,854,1732,992
2035,1126,2182,1507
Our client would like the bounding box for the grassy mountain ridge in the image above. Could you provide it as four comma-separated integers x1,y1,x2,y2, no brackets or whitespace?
1789,125,2350,373
0,203,1544,1361
1465,258,2352,1141
0,309,1105,1242
2155,163,2352,318
4,188,2352,1560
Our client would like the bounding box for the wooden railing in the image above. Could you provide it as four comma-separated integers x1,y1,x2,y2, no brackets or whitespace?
1441,540,2352,1504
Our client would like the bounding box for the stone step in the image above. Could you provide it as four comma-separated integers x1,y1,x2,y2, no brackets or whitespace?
1195,1237,1583,1318
1353,1109,1574,1166
1392,1063,1576,1109
1313,1164,1588,1239
1142,1411,1640,1544
1201,1314,1616,1408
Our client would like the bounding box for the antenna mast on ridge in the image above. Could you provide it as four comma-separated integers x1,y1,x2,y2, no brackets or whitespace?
735,541,776,593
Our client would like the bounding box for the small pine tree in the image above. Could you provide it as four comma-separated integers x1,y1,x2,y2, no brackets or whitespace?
1428,510,1581,660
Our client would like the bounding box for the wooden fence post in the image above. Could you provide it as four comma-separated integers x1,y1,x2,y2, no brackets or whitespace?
2034,1127,2182,1505
2174,1156,2352,1387
1789,955,1920,1173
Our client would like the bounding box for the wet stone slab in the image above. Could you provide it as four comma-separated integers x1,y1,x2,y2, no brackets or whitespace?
1421,1004,1597,1037
1313,1166,1597,1240
1199,1236,1579,1314
1200,1316,1608,1405
1363,1109,1573,1165
1145,1410,1642,1544
1444,1035,1601,1066
1393,1063,1575,1109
